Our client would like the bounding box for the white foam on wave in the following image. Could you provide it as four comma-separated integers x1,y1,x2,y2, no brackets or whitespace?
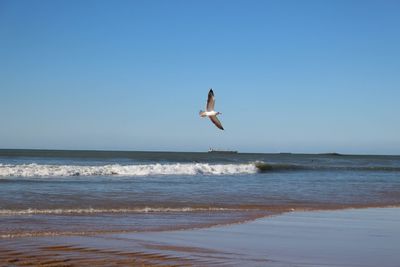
0,163,257,177
0,207,238,215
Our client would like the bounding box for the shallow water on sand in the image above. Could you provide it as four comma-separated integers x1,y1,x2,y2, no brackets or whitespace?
1,208,399,266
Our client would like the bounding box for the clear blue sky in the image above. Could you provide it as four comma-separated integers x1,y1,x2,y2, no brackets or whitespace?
1,0,399,154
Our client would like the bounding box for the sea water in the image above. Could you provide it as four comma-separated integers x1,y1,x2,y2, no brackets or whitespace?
0,150,399,238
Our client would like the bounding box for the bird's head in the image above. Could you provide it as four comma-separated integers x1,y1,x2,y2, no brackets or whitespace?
217,112,222,115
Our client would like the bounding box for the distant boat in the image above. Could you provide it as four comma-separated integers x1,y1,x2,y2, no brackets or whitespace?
208,148,238,154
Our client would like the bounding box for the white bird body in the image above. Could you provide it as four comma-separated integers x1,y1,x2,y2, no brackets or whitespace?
199,89,224,130
202,111,218,116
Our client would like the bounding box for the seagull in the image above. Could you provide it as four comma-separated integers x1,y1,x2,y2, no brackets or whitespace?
199,89,224,130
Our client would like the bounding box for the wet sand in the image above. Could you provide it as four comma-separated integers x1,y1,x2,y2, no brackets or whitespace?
1,207,399,266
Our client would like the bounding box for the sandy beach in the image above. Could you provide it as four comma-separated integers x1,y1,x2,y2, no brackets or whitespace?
1,207,399,266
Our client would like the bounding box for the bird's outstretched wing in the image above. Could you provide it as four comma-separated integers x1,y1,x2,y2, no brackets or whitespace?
209,115,224,130
206,89,215,111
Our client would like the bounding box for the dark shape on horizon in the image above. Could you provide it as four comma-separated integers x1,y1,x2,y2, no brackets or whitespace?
208,148,238,154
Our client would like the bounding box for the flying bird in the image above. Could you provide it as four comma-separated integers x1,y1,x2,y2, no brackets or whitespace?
199,89,224,130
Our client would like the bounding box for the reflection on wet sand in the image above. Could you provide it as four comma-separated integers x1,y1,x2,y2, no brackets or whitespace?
1,207,400,267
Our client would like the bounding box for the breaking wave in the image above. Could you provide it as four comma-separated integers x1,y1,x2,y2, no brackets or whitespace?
1,162,399,178
0,163,258,177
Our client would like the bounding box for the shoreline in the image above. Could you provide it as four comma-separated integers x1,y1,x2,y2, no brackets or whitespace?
1,206,400,266
1,203,400,239
2,203,400,239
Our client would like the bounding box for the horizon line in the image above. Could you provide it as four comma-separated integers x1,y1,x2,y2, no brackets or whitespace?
0,148,399,157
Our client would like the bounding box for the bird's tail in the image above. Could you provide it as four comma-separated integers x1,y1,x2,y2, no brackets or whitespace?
199,110,207,117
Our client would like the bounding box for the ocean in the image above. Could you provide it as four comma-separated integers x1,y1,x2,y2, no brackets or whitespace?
1,149,399,238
